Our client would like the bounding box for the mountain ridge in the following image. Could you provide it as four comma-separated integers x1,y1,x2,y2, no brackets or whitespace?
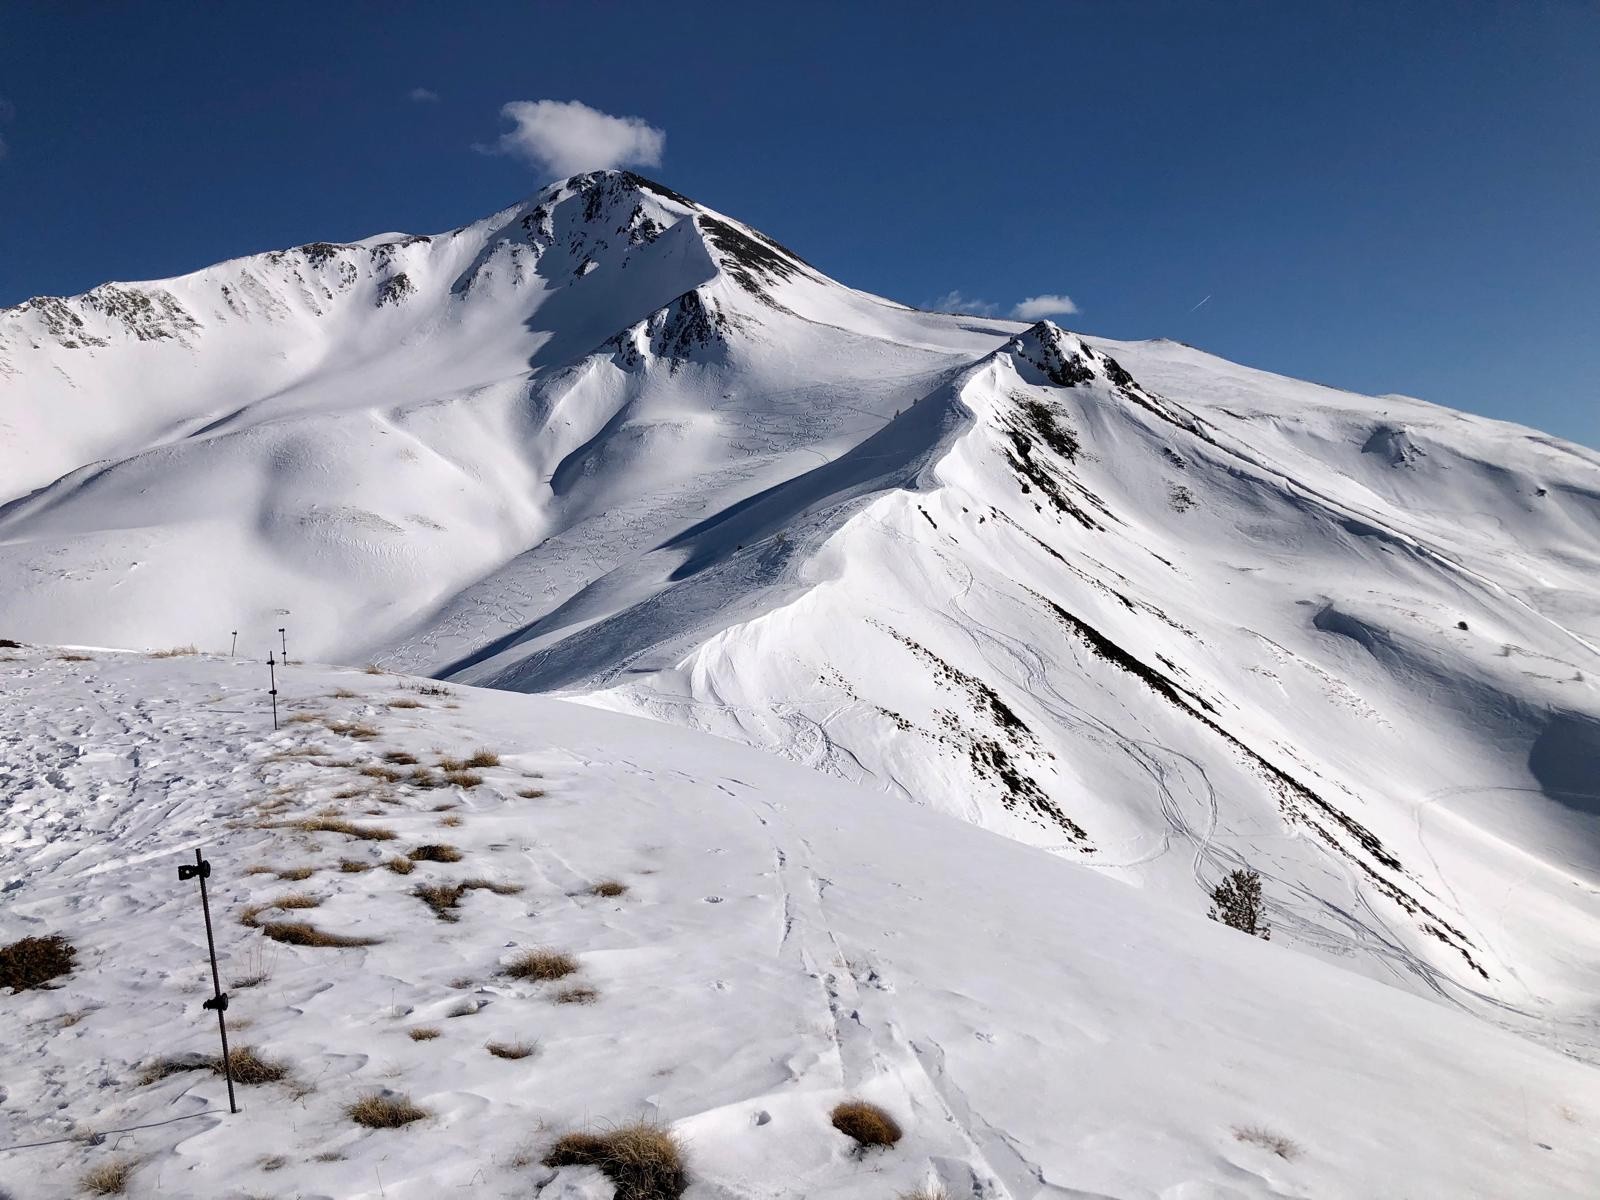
3,171,1599,1062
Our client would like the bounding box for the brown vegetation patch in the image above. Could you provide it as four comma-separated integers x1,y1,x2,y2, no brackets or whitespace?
544,1123,687,1200
291,816,396,841
346,1091,427,1128
485,1039,536,1060
830,1100,902,1148
408,843,461,863
503,948,578,981
0,933,76,991
260,922,380,948
81,1158,136,1195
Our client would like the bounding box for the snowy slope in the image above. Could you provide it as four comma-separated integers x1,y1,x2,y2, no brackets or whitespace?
1,648,1597,1200
3,172,1599,1062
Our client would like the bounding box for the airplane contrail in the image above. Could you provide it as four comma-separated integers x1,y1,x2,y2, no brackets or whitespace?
1187,294,1212,313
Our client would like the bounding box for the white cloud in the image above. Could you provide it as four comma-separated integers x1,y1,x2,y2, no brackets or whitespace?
1011,293,1079,320
409,87,439,103
932,290,999,317
487,99,665,176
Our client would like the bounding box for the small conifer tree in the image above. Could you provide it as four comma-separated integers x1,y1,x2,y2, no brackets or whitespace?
1209,868,1269,939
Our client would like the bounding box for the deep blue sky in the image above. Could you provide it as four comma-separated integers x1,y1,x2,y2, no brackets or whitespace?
2,2,1595,446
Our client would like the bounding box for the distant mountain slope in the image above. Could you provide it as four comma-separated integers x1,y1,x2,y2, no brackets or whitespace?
3,172,1599,1057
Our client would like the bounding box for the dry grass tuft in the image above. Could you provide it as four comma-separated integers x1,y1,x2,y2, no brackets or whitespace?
387,697,422,709
224,1046,290,1085
240,892,321,928
554,985,599,1005
412,876,520,920
830,1099,902,1148
338,858,373,873
897,1189,949,1200
1233,1126,1300,1160
383,751,419,765
464,748,500,768
287,712,321,724
503,948,578,982
81,1158,136,1195
437,813,464,827
331,786,365,799
413,882,467,920
0,933,76,991
544,1122,688,1200
442,770,483,789
275,866,316,881
139,1054,207,1084
464,878,524,896
517,787,546,799
325,720,380,741
57,652,93,662
589,879,629,898
383,856,415,875
257,1154,288,1172
485,1039,537,1060
346,1091,427,1128
242,864,276,875
408,1026,441,1042
149,644,198,658
359,765,404,783
407,767,445,790
362,664,386,675
260,921,380,948
292,816,396,841
408,843,462,863
330,687,360,699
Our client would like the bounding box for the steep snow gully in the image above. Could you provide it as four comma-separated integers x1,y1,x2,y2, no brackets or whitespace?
3,171,1599,1067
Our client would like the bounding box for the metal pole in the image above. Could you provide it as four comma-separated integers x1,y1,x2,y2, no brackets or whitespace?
230,631,237,658
180,848,238,1114
279,627,287,663
268,652,278,731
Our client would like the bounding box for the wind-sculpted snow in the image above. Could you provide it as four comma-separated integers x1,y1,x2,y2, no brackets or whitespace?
3,172,1599,1070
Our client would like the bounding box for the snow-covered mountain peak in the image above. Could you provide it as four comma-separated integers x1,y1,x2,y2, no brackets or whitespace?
3,174,1599,1076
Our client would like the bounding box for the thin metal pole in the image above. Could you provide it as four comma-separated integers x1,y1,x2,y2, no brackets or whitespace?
189,848,238,1114
230,631,237,658
279,627,287,663
268,652,278,730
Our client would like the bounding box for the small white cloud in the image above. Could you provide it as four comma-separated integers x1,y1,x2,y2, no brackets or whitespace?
486,99,665,177
1011,294,1079,321
932,290,999,317
409,87,440,103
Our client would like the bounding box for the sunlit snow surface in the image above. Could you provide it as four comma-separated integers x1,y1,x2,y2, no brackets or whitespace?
3,169,1600,1146
0,651,1596,1198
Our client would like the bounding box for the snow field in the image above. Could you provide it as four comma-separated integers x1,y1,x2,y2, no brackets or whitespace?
1,647,1598,1198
